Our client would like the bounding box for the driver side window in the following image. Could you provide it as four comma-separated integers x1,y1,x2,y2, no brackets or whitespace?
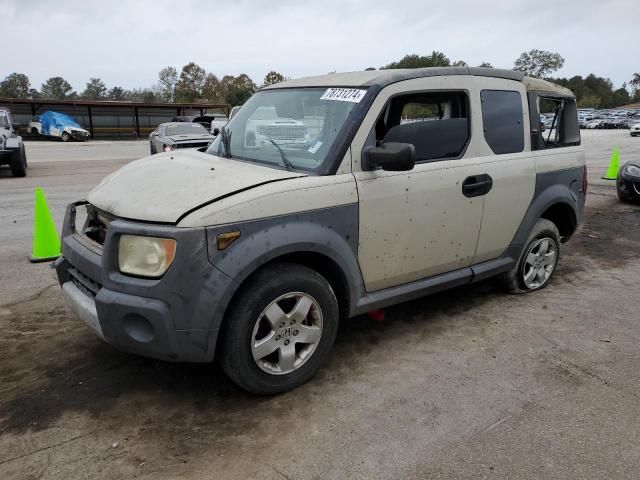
370,91,470,163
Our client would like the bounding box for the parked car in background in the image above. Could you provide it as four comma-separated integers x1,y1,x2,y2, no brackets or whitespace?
32,111,90,141
630,123,640,137
229,105,242,120
56,68,585,394
617,161,640,203
149,122,214,154
28,115,41,134
209,114,229,135
586,119,606,129
0,107,27,177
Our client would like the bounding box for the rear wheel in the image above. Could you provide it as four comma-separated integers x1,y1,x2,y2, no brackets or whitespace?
220,263,339,394
9,145,27,177
61,132,71,142
501,218,560,293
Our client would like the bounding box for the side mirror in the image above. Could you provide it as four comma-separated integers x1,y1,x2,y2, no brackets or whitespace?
362,142,415,171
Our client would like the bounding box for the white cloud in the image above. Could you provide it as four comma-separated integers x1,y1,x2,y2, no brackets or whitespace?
1,0,637,90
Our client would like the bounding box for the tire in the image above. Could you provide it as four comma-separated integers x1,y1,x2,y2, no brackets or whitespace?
500,218,560,294
61,132,71,142
220,262,339,395
30,128,38,135
150,142,156,155
9,145,27,177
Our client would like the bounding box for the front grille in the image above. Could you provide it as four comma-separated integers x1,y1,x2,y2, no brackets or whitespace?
257,125,306,141
175,141,210,149
80,204,111,247
69,267,101,298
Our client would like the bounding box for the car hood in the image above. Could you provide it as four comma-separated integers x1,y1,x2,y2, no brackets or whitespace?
87,150,304,223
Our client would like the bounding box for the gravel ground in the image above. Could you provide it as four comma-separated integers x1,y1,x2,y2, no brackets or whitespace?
0,131,639,479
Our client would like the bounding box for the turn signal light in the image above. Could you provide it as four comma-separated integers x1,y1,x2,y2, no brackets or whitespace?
217,231,241,251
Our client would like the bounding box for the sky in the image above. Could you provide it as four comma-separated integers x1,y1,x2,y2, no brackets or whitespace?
2,0,638,92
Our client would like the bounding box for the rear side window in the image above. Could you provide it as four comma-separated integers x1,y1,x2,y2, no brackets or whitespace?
481,90,524,154
530,96,580,150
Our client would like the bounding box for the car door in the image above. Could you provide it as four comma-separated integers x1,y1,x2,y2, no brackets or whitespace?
351,77,488,292
467,79,536,264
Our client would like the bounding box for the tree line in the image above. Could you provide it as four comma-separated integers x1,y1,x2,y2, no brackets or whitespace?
0,65,286,105
1,51,638,108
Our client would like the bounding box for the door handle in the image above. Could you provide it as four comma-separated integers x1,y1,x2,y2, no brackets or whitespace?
462,174,493,197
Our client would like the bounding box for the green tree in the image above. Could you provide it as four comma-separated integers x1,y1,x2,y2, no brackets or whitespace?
108,86,127,101
202,73,223,102
158,66,178,102
221,74,257,106
513,49,564,78
630,73,640,101
479,62,493,68
262,71,286,87
382,51,451,69
127,88,158,103
0,72,31,98
82,77,107,99
40,76,75,99
176,62,206,102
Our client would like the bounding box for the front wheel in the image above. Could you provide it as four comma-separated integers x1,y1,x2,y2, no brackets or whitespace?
61,132,71,142
220,263,339,394
9,145,27,177
501,218,560,293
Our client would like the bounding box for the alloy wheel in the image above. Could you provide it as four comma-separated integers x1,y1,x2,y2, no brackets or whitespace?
250,292,323,375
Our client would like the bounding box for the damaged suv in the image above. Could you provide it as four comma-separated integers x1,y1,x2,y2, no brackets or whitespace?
0,107,27,177
55,67,586,394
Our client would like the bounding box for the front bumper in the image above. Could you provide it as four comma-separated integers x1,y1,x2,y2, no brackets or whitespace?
71,130,90,140
618,170,640,198
55,202,236,362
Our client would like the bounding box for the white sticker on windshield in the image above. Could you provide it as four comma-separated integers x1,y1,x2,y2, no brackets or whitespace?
320,88,367,103
308,141,322,154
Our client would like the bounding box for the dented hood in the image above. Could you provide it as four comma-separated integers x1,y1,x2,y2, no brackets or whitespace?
87,150,303,223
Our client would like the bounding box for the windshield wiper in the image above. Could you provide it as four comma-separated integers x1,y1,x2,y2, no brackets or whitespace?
218,127,232,158
265,137,293,170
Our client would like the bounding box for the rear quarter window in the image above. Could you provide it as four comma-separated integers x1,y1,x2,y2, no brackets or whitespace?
480,90,524,155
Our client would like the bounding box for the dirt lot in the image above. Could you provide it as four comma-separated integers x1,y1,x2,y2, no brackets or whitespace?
1,131,639,479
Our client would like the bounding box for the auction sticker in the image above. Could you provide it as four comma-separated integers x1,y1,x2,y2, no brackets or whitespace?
320,88,367,103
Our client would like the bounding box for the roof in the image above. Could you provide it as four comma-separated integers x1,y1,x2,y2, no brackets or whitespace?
521,77,573,97
263,67,574,97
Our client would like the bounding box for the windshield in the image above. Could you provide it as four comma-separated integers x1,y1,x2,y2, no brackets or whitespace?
165,123,208,136
205,87,366,173
0,112,8,128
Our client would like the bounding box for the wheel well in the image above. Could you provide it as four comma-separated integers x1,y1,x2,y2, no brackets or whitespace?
540,203,577,242
227,252,351,320
214,252,352,359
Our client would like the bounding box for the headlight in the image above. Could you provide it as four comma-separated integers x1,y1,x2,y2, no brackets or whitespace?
626,164,640,176
118,235,176,278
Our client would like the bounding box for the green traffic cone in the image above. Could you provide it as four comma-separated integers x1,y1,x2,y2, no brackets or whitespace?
602,147,620,180
29,188,61,263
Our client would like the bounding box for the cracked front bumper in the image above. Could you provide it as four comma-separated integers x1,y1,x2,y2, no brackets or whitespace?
55,202,236,363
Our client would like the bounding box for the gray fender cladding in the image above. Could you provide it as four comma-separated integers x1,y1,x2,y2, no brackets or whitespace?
205,203,364,307
509,166,585,253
